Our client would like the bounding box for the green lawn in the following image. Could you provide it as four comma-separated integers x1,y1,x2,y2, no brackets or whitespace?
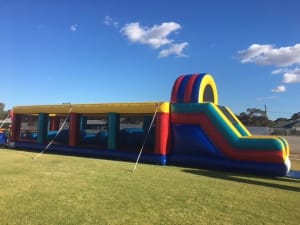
0,148,299,225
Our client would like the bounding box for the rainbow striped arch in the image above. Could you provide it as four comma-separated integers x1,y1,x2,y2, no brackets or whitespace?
171,73,218,104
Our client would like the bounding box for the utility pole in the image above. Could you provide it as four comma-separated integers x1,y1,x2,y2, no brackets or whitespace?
264,104,267,118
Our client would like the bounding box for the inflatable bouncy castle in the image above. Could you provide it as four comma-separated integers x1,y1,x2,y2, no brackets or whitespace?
9,73,291,176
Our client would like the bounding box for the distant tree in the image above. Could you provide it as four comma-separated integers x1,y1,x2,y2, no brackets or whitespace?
291,112,300,121
238,108,274,127
0,103,5,119
237,112,249,125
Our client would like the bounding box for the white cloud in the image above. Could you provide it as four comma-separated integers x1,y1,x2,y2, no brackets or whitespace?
272,67,300,84
238,43,300,67
271,68,289,75
120,21,189,58
159,42,189,58
283,73,300,83
70,24,78,32
238,43,300,93
272,85,286,93
104,16,119,28
121,22,181,49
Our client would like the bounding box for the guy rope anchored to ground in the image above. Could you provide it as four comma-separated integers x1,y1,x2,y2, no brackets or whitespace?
0,113,11,129
32,103,73,160
132,103,159,173
0,113,11,147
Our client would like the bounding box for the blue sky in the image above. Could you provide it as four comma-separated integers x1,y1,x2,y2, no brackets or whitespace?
1,0,299,119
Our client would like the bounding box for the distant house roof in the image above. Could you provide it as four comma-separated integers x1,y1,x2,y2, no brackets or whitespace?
273,119,300,129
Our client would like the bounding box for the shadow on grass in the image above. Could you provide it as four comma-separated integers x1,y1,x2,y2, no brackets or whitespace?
182,169,300,192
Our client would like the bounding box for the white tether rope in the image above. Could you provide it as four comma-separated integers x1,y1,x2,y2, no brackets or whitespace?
132,103,159,173
33,104,72,160
0,114,10,129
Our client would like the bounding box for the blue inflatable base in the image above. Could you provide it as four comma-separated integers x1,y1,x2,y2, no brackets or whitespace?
286,170,300,179
13,142,166,165
12,142,289,177
169,153,289,177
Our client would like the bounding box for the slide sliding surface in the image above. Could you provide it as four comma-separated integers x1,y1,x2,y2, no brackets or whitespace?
171,103,290,176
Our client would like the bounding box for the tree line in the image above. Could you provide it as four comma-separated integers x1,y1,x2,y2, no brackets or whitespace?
237,108,300,127
1,102,299,127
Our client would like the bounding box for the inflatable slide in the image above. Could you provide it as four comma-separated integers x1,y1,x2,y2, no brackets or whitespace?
170,74,290,176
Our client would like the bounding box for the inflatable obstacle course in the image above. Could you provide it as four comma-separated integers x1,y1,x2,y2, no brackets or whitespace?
10,73,291,176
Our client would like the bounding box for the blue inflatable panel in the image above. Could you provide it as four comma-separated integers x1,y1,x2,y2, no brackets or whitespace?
13,141,166,165
0,133,7,144
81,131,108,145
120,128,144,148
191,74,205,102
169,154,289,177
177,75,192,103
172,124,223,158
47,131,58,140
286,170,300,179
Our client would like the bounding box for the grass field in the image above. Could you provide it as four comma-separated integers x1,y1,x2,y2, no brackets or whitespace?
0,149,299,225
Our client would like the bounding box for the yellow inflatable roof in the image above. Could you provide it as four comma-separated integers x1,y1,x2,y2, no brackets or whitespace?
13,102,170,114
